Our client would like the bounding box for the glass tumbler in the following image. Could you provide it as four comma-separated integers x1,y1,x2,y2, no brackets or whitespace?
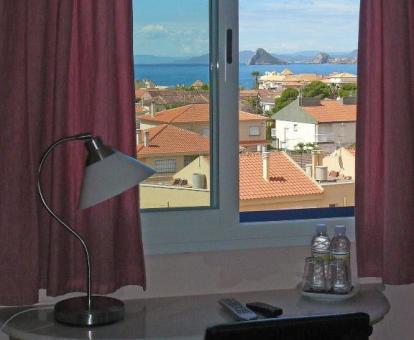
302,256,326,292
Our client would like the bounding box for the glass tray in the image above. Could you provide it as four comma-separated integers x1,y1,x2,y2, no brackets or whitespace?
298,283,360,301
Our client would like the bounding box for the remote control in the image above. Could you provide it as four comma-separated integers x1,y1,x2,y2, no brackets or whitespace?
245,302,283,318
218,298,258,321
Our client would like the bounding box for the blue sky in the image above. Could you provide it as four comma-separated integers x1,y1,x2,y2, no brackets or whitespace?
133,0,360,57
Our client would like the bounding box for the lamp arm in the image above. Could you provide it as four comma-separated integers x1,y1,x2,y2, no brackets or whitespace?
37,133,93,310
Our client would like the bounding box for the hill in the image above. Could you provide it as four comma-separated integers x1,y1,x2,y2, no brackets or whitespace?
247,48,287,65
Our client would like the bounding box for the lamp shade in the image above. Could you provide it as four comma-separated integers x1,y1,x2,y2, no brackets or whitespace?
79,149,156,209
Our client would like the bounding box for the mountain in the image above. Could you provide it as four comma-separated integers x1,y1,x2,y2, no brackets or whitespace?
239,50,255,64
134,54,186,64
247,48,287,65
312,52,330,64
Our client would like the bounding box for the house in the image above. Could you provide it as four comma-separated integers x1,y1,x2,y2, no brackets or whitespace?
135,89,210,115
191,80,206,89
323,72,357,85
271,97,356,153
323,146,356,179
258,89,282,112
136,124,209,178
258,70,323,90
138,103,269,151
140,150,354,211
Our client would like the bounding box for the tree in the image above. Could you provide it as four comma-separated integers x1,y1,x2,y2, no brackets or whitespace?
273,88,299,113
338,83,357,98
302,81,332,98
245,96,263,115
251,71,261,89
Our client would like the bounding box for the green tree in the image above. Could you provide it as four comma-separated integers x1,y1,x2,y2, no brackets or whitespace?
338,83,357,98
302,81,332,98
273,88,299,113
251,71,261,89
245,97,263,115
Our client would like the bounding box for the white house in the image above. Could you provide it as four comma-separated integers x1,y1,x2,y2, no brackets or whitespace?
271,97,357,153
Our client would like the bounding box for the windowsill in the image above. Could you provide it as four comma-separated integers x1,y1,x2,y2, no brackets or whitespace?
142,214,355,255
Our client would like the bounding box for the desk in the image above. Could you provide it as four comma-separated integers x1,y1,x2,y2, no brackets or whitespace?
1,285,390,340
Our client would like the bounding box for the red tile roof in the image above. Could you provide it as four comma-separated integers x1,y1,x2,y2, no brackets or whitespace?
139,104,268,124
239,152,323,200
303,100,356,123
137,124,209,156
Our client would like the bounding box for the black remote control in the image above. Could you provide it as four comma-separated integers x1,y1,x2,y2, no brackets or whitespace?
245,302,283,318
218,298,258,321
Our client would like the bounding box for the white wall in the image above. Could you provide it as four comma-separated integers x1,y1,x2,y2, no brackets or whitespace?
2,246,413,340
275,120,316,150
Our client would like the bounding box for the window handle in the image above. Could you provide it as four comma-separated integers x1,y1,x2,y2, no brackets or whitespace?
226,29,233,64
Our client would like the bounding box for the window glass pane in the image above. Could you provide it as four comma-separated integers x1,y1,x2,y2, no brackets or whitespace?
133,0,211,209
239,0,359,213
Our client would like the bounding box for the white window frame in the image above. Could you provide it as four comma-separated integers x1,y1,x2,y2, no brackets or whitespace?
140,0,354,255
249,126,260,136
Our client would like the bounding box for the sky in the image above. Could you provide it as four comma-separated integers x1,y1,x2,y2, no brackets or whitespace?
132,0,360,57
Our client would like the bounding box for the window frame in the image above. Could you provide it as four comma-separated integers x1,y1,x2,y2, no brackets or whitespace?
140,0,355,256
248,126,261,136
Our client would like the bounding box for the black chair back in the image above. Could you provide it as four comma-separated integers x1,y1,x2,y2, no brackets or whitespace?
205,313,372,340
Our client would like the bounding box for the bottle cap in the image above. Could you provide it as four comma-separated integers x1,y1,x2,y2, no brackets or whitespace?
335,225,346,234
316,224,327,234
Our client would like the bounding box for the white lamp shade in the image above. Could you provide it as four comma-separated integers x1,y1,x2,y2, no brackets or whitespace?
79,151,156,209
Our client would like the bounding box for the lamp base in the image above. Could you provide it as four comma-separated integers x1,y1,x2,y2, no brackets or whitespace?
54,296,124,327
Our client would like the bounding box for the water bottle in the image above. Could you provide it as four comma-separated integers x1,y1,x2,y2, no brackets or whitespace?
330,225,352,293
311,224,330,290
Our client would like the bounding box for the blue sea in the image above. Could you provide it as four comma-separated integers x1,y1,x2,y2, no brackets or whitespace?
134,63,357,89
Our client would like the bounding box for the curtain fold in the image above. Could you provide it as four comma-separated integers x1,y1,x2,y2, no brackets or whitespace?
356,0,414,284
0,0,145,305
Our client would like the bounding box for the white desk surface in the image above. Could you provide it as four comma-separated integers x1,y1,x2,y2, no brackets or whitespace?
1,285,390,340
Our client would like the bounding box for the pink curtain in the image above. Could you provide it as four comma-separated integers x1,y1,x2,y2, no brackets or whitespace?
356,0,414,284
0,0,145,305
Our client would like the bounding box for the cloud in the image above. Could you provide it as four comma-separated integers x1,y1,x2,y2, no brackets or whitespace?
137,24,169,39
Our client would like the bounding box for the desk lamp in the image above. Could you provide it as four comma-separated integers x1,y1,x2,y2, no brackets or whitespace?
37,133,155,326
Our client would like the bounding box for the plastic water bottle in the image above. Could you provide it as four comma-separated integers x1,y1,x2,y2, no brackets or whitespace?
330,225,352,293
311,224,330,290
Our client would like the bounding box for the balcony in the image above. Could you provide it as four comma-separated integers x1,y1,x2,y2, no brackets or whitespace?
315,133,335,143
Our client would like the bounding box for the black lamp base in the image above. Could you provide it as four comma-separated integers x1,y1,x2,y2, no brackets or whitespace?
54,296,124,327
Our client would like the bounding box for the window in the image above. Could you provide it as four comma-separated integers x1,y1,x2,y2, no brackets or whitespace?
134,0,356,255
154,159,176,173
249,126,260,136
239,0,358,217
134,0,212,209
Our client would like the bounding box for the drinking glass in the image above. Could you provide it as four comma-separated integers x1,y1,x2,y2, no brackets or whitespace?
301,256,326,292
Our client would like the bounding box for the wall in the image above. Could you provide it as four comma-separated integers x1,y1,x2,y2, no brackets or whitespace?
139,184,209,209
275,120,316,150
173,156,210,188
323,148,356,179
239,120,267,143
321,181,355,207
317,122,356,153
1,244,413,340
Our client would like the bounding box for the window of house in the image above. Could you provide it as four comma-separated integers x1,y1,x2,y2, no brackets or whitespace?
249,126,260,136
154,159,177,173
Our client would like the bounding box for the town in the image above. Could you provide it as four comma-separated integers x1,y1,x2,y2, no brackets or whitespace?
135,69,357,210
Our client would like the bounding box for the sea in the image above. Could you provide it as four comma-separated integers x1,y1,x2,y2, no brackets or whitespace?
134,63,358,90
